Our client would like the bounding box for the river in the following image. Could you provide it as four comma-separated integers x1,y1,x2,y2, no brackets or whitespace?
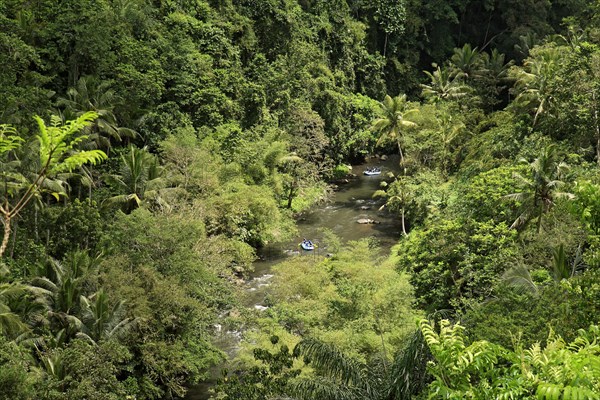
184,155,402,399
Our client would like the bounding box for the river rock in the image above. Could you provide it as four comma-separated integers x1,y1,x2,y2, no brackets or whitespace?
357,218,380,224
360,206,370,210
381,154,388,161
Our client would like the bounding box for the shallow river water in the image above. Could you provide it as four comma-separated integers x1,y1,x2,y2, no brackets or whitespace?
184,156,402,399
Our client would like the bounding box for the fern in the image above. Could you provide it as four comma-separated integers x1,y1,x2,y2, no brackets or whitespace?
52,150,107,173
34,112,101,171
0,125,24,155
421,320,600,399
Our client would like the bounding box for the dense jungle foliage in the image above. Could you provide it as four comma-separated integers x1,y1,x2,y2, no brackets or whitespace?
2,0,600,399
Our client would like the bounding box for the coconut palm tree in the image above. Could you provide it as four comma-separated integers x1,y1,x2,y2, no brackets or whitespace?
103,146,168,213
421,66,471,103
375,178,413,236
29,251,98,343
506,145,574,233
481,49,512,83
77,290,135,345
510,46,562,126
57,75,137,153
372,94,419,169
436,111,465,176
450,44,481,80
514,32,539,59
290,337,379,400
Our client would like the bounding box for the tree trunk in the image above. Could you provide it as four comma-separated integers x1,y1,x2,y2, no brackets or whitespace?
0,216,11,259
398,140,406,175
594,92,600,166
34,207,39,241
383,32,388,59
10,219,17,258
287,185,296,209
401,208,407,236
596,122,600,167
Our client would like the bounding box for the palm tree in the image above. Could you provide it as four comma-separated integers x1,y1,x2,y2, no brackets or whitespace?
289,331,431,400
450,44,481,79
510,46,562,126
506,145,574,233
57,75,137,153
372,94,419,169
29,251,98,343
290,338,379,400
0,264,29,338
103,146,168,213
502,243,585,298
77,290,135,345
514,32,539,59
474,49,514,110
421,66,471,103
436,111,465,176
375,178,413,236
480,49,512,83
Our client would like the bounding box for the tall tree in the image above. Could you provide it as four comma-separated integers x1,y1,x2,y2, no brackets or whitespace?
510,45,563,126
506,145,574,233
374,0,407,58
374,177,413,236
372,94,418,169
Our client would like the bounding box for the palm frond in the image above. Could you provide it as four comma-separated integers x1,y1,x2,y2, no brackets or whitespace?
294,338,366,388
103,193,142,208
510,209,532,230
501,264,538,295
386,329,431,400
30,277,59,293
290,376,360,400
0,311,28,337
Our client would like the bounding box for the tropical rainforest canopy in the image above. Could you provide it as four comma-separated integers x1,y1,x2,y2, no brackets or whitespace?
1,0,600,399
